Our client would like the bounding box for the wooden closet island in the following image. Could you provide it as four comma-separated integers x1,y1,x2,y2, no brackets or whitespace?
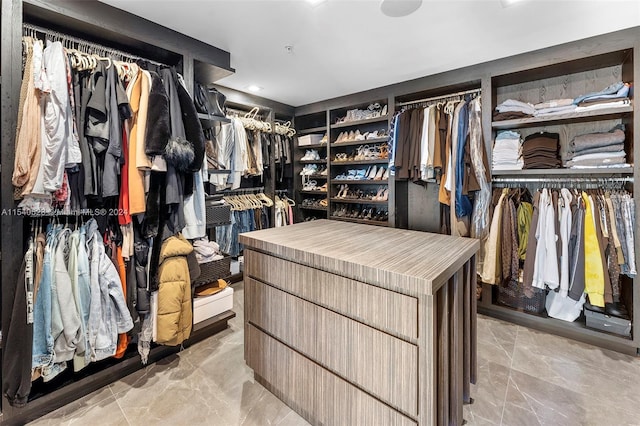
240,220,479,425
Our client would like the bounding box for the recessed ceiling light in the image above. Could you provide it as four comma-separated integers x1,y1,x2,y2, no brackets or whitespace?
306,0,327,5
246,85,263,93
380,0,422,18
500,0,527,7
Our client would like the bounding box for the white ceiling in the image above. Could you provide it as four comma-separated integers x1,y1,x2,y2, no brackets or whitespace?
100,0,640,107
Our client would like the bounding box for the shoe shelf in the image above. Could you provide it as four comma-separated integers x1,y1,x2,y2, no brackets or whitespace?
331,159,388,165
300,205,328,211
330,198,388,205
331,179,388,185
197,112,231,124
306,174,328,179
491,104,633,130
302,190,328,195
297,142,327,149
300,159,327,164
331,137,388,147
330,216,391,227
331,115,389,129
297,125,328,135
491,167,634,176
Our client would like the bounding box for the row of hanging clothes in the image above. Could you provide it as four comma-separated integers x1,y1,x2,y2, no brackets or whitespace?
481,180,635,322
215,188,294,257
5,24,211,407
206,107,296,192
389,93,491,240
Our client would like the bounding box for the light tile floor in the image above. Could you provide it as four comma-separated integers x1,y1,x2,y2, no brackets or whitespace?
28,282,640,425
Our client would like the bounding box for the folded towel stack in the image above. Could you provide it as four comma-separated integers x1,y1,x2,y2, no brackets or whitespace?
492,131,523,170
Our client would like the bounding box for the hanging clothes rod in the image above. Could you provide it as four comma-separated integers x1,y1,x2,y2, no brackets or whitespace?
492,176,634,184
22,23,169,68
396,88,481,107
220,187,265,195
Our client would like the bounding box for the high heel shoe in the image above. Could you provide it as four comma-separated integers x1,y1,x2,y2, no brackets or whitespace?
380,188,389,201
382,167,389,180
372,187,384,201
374,167,385,181
367,165,378,180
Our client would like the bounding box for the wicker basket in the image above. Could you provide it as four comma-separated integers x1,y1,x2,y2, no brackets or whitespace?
194,255,231,287
497,279,546,314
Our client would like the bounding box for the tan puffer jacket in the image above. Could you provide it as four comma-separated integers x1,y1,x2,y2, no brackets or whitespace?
156,234,193,346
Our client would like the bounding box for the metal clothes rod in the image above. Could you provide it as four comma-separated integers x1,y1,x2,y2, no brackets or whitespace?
492,176,634,183
396,88,481,107
220,187,265,195
22,23,168,68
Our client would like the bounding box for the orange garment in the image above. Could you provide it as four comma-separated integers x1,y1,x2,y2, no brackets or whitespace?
114,246,130,359
127,70,147,214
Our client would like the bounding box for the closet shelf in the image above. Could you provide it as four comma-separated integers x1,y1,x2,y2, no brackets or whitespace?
300,159,327,164
330,216,390,227
297,142,327,149
197,112,231,123
300,205,328,211
331,179,388,185
331,115,389,129
301,190,328,195
478,303,636,353
330,198,388,205
297,125,327,135
491,104,633,129
331,137,388,147
491,167,634,176
304,174,328,179
331,159,388,165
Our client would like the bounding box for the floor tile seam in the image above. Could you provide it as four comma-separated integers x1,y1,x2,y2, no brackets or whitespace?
113,393,133,426
500,325,519,425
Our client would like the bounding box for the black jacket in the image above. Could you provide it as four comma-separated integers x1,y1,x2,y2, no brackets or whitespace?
145,72,171,156
176,79,205,173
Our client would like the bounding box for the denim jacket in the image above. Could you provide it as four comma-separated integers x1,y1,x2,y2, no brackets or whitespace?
86,219,134,361
32,226,59,371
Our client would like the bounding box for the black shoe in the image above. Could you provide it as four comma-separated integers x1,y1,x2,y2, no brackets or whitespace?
605,302,629,319
583,301,605,313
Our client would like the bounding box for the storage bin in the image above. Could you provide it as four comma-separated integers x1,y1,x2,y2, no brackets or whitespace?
298,134,323,146
194,255,231,286
584,308,632,338
205,200,231,227
497,279,546,314
194,286,234,324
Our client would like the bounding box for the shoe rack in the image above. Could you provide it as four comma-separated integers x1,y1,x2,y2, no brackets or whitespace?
328,100,391,227
294,112,329,222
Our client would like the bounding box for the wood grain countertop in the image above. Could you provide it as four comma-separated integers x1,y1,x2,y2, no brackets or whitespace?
240,219,479,296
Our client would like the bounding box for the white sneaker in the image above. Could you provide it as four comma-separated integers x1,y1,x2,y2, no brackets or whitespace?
311,149,320,160
301,150,313,161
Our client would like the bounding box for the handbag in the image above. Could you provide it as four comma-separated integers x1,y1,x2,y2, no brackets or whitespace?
207,87,227,117
194,82,212,115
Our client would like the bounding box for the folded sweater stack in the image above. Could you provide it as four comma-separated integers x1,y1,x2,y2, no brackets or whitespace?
574,82,631,112
522,132,561,169
565,127,628,168
492,131,523,170
533,98,576,116
493,99,535,121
